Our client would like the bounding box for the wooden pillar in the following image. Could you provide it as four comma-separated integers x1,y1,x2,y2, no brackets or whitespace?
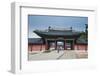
77,44,79,50
45,39,48,50
31,45,32,52
40,44,42,51
64,40,66,50
72,40,74,50
76,44,78,50
85,44,87,51
55,40,57,50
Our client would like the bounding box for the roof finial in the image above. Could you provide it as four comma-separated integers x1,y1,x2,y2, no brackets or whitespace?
70,27,72,31
48,26,51,30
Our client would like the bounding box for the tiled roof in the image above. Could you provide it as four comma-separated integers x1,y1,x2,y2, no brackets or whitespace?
34,29,81,38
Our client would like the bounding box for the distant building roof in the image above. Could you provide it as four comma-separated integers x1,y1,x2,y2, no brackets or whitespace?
28,38,43,44
76,38,87,44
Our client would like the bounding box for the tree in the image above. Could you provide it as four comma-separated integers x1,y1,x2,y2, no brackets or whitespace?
79,24,88,40
85,24,88,41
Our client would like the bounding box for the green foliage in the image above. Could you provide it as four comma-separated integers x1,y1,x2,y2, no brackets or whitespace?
80,32,87,40
43,50,51,53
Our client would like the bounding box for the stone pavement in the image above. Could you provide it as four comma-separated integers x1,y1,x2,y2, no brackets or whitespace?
28,50,88,61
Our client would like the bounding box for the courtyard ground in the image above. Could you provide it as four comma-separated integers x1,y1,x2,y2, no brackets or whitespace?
28,50,88,61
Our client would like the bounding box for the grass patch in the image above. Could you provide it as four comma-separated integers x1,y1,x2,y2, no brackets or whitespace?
43,50,51,53
29,53,38,55
76,53,88,58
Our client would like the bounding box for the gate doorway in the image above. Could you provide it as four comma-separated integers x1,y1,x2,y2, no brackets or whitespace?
57,41,64,50
65,40,74,50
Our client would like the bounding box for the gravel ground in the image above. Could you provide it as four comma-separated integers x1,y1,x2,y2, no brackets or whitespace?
28,50,88,61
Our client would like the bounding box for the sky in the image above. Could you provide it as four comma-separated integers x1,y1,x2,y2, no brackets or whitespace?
28,15,88,38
